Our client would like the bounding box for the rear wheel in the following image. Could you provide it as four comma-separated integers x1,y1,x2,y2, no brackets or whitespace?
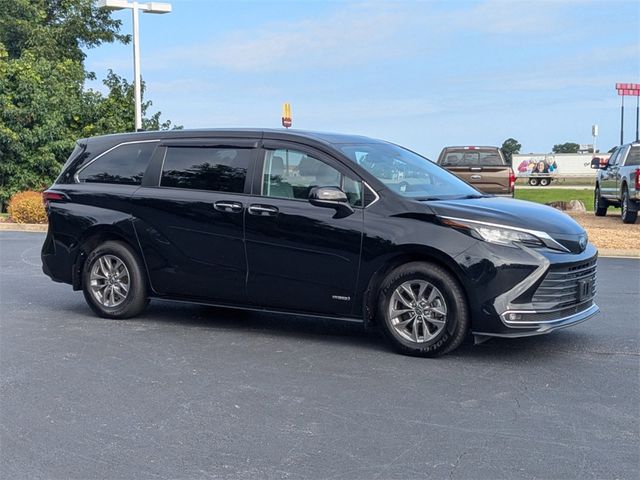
377,262,469,357
594,186,607,216
82,241,149,319
621,187,638,224
539,177,551,186
528,177,539,186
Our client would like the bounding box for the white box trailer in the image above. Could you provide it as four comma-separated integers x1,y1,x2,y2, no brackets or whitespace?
512,152,611,186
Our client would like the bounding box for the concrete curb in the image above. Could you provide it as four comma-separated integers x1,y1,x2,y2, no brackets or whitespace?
0,223,48,232
0,223,638,258
598,249,640,258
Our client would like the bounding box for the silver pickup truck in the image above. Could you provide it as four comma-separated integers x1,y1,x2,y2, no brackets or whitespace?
592,142,640,224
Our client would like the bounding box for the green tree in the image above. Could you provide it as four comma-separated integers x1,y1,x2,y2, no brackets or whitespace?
552,142,580,154
84,70,180,136
0,0,178,210
501,138,521,163
0,0,128,62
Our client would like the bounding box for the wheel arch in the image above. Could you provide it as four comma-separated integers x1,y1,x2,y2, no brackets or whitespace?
71,225,143,291
361,246,471,328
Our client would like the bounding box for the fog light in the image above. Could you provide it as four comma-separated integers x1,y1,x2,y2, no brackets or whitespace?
508,313,522,321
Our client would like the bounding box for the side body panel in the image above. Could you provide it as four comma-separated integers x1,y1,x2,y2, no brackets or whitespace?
244,141,364,316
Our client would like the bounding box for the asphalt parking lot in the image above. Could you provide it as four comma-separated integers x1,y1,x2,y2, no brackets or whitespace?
1,232,638,480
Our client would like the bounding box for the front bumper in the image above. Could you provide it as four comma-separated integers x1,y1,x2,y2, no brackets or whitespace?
457,241,599,338
473,302,599,338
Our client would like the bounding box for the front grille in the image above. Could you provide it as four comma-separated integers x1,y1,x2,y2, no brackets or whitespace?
532,259,597,309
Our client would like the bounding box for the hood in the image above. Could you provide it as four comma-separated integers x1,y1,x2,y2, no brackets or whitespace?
424,196,588,253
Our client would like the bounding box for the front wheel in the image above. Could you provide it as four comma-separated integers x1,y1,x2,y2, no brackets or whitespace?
594,187,607,216
621,187,638,224
377,262,469,357
82,241,149,319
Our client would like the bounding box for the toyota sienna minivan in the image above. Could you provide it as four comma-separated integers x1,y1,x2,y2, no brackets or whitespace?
42,129,599,356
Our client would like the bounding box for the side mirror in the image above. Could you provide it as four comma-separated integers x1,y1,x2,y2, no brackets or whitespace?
309,186,354,218
590,158,601,169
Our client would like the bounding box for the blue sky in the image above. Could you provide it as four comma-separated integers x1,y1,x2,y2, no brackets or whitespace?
85,0,640,158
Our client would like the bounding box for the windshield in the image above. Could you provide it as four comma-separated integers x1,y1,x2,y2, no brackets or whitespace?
339,143,481,199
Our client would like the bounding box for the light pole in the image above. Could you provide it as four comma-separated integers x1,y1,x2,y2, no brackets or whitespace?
97,0,171,131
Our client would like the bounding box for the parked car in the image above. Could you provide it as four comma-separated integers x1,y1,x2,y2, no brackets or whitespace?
42,129,598,356
592,142,640,224
436,146,515,195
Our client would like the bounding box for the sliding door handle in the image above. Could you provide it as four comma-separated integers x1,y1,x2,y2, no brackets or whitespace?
248,204,279,216
214,201,243,213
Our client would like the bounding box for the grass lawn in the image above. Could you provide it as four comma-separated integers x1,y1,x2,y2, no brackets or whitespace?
515,188,596,211
515,188,623,214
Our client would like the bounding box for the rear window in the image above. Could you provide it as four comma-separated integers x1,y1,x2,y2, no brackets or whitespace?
625,146,640,166
441,149,505,166
78,141,157,185
160,146,251,193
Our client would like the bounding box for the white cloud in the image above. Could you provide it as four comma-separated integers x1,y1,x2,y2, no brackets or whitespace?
147,2,410,72
450,0,567,34
142,0,578,73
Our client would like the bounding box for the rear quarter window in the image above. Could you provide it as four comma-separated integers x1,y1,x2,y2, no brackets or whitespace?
77,141,158,185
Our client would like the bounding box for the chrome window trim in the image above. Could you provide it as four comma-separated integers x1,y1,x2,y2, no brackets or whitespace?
74,139,161,183
439,216,571,252
363,182,379,208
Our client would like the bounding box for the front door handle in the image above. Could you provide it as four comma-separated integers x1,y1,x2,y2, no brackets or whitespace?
470,167,483,171
214,201,243,213
470,174,482,180
248,204,279,216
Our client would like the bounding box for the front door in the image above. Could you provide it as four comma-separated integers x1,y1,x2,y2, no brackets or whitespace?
244,144,364,316
131,141,257,303
601,147,622,198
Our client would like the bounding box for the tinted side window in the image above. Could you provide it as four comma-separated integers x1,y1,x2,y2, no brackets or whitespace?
78,142,157,185
608,148,622,166
261,149,362,206
161,147,250,193
625,146,640,166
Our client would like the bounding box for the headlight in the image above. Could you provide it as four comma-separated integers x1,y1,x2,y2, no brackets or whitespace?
473,225,544,247
441,217,547,249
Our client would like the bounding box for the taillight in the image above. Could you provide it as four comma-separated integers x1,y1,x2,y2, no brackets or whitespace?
42,190,65,208
636,168,640,190
509,168,516,192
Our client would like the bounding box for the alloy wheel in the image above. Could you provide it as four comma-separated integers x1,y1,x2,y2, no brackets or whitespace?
388,280,448,343
89,254,130,307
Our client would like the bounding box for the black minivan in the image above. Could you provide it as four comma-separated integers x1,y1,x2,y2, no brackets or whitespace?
42,129,599,356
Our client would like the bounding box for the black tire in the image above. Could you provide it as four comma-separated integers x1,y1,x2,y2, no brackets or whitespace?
621,187,638,224
528,178,539,186
82,240,149,319
594,186,607,216
539,177,551,186
377,262,469,357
